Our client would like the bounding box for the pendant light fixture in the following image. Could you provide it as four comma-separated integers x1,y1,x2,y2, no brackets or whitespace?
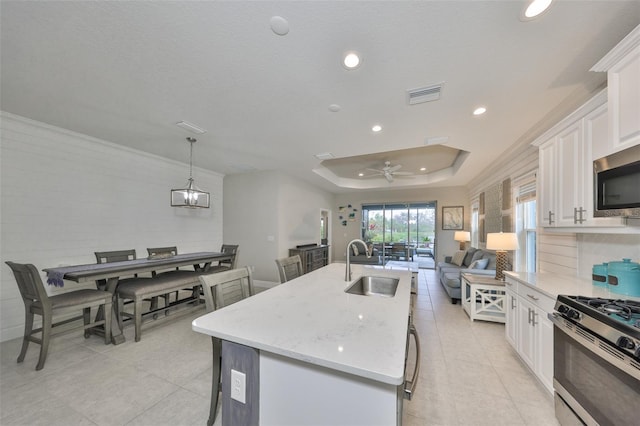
171,137,210,208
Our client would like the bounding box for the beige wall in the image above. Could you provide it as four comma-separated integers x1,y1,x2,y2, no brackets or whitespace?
333,186,469,263
223,171,334,283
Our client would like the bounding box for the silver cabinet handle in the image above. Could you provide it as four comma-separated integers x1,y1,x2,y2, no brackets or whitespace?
404,324,420,400
548,211,554,225
511,297,516,310
532,310,538,326
527,294,539,301
528,308,533,324
573,207,578,224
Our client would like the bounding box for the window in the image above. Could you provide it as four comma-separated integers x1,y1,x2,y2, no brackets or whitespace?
513,175,537,272
361,202,436,255
471,200,479,248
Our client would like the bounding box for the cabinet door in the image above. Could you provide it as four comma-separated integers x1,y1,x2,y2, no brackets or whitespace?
534,307,554,394
538,139,557,227
583,104,625,227
517,298,535,371
505,290,518,349
556,123,584,226
608,45,640,152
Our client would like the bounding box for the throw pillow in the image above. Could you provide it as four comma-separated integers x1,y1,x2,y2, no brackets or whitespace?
470,249,484,264
351,243,360,256
469,258,489,270
463,248,478,266
451,250,466,266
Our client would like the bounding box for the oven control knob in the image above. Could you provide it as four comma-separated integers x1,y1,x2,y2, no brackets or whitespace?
567,309,580,320
617,336,636,350
557,305,569,314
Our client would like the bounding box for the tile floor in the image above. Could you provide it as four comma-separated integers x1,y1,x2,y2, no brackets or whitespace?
0,269,559,425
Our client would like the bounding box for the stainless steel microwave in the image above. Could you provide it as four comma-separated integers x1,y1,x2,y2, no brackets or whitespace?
593,144,640,217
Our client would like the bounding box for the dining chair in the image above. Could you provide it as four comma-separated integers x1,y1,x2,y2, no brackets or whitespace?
275,254,304,283
147,246,179,305
94,249,156,326
5,261,112,370
208,244,239,273
198,267,255,425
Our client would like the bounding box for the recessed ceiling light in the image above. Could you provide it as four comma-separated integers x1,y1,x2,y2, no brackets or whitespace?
372,124,382,132
343,51,361,69
522,0,553,20
420,167,427,171
473,106,487,116
270,16,289,36
328,104,341,112
358,172,364,177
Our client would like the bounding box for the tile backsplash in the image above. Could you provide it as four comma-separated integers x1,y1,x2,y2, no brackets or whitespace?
577,233,640,280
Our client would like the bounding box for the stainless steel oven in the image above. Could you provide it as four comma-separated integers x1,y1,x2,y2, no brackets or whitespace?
550,296,640,426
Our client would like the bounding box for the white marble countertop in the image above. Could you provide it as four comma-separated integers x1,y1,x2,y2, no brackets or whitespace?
192,263,412,385
504,271,640,302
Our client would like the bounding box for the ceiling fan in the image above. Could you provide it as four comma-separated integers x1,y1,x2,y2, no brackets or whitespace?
363,161,414,183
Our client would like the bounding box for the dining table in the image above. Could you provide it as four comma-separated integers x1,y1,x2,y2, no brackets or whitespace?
43,251,234,344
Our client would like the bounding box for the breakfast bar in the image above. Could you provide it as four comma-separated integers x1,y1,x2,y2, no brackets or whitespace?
192,263,413,426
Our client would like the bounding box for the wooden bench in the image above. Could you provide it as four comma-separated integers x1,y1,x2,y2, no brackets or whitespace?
116,270,203,342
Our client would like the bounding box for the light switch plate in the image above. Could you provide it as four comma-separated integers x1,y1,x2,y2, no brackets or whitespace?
231,369,246,404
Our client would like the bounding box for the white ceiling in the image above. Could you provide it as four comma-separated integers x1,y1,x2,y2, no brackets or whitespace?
1,1,639,193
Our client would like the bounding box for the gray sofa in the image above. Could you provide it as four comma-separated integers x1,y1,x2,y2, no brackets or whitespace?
436,247,497,303
348,241,382,265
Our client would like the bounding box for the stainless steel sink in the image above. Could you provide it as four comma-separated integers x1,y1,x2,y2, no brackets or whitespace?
345,276,399,298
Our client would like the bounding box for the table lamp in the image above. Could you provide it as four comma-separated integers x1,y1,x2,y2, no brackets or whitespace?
454,231,470,250
486,232,519,280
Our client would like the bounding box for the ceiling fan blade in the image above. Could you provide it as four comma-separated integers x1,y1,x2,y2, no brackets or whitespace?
384,173,394,183
393,171,413,176
365,168,383,174
387,164,402,173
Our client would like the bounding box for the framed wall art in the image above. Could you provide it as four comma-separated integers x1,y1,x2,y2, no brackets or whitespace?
442,206,464,230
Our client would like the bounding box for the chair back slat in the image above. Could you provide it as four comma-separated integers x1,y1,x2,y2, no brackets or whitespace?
146,246,178,257
198,267,254,312
5,262,48,304
275,255,303,283
94,249,137,264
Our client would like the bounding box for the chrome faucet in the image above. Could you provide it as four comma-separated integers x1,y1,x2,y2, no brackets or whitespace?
345,239,371,281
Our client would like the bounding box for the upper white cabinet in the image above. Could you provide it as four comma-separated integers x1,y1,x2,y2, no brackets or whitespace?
533,91,625,229
591,24,640,154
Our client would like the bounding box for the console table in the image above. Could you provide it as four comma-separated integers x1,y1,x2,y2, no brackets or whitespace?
289,245,329,274
461,273,506,323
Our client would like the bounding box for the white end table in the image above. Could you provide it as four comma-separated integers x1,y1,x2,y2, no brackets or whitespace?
461,273,506,323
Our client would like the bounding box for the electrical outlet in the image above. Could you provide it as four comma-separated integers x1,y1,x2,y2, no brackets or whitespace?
231,369,246,404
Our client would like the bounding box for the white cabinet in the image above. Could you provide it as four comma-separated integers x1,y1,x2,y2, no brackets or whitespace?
504,276,554,395
592,24,640,153
505,284,518,349
533,90,626,230
555,122,584,227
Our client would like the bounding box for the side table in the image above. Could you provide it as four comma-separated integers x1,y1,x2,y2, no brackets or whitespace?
461,273,506,323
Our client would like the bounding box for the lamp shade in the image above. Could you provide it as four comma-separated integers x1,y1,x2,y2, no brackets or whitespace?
486,232,519,251
454,231,471,242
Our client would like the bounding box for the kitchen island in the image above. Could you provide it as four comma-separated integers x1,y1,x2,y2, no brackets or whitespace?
192,263,412,426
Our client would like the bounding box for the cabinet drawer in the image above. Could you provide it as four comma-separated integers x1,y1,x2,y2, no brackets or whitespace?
504,277,519,293
517,286,555,313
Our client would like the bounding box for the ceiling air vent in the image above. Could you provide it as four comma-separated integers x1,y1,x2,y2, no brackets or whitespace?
407,83,444,105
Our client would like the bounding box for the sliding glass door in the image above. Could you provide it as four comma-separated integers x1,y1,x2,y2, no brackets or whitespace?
362,202,436,259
